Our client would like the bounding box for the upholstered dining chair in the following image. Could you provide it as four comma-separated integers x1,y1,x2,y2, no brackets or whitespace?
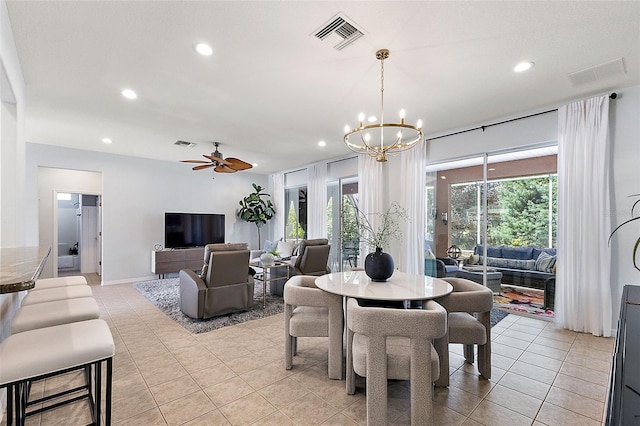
179,243,254,319
346,297,447,424
283,275,344,380
433,277,494,387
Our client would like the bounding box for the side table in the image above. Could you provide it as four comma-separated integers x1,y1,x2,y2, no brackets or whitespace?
250,260,291,308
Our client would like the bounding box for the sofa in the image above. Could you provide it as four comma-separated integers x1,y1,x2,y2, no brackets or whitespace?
472,244,556,309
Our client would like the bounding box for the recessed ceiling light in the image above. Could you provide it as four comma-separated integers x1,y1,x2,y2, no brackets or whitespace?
194,43,213,56
252,163,258,168
318,141,326,147
121,89,137,99
101,137,113,144
367,116,377,123
514,61,534,72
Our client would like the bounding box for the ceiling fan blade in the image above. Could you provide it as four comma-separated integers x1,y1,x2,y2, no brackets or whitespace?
224,157,253,170
214,165,237,173
203,154,232,166
193,164,216,171
181,160,211,164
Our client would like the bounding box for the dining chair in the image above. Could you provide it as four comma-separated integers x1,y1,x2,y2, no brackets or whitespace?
434,277,494,387
346,297,447,424
283,275,344,379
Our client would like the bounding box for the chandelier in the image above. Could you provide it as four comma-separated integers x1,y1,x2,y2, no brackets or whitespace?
343,49,423,162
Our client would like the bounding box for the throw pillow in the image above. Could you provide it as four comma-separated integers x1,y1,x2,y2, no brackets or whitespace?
468,254,479,265
263,239,278,253
535,252,556,273
277,240,295,259
425,249,436,260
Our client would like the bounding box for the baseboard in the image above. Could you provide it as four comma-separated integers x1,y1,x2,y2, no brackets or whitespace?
101,275,156,286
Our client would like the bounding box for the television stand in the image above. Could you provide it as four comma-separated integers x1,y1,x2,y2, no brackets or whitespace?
152,247,204,278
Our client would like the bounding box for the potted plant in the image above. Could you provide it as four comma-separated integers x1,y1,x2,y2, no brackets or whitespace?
609,193,640,272
351,201,409,281
237,183,276,249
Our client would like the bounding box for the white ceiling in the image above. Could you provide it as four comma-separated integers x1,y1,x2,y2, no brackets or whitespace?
6,1,640,174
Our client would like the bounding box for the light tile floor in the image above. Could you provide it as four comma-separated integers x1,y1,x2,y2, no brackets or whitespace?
2,274,614,425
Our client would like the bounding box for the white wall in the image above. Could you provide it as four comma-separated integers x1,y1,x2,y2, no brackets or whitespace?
0,0,27,417
609,86,640,322
26,143,268,284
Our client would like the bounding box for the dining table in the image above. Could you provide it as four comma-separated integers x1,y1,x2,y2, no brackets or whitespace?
314,269,454,392
314,269,453,302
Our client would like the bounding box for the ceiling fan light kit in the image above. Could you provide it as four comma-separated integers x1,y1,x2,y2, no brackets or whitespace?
181,142,252,177
343,49,423,162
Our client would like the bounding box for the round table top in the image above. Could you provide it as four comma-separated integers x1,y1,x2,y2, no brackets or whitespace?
315,270,453,301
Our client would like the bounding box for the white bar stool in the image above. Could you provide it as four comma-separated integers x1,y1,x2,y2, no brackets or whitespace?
11,297,100,334
0,319,114,425
33,276,87,290
21,285,93,306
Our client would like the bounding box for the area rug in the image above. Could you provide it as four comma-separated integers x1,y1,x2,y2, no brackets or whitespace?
494,285,554,320
134,278,284,334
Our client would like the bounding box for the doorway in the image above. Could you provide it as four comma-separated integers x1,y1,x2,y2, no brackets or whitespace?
56,193,100,277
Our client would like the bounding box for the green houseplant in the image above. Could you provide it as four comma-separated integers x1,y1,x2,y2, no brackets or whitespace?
609,193,640,272
237,183,276,248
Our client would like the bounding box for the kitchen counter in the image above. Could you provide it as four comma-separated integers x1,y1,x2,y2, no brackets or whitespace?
0,247,51,294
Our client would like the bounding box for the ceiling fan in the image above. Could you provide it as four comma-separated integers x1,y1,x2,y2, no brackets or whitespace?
180,142,253,174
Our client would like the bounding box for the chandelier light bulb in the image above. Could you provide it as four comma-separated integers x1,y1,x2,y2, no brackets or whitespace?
344,125,351,133
358,112,365,123
399,109,406,119
396,131,402,139
364,133,371,142
417,119,423,129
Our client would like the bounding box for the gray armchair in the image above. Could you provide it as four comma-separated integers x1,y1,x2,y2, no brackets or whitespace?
434,277,493,387
179,243,254,319
271,238,331,296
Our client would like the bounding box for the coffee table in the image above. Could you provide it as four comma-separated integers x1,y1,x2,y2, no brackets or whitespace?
250,259,291,308
456,267,502,293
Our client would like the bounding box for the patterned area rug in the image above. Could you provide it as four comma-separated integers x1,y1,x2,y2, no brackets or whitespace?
494,285,554,320
134,278,284,334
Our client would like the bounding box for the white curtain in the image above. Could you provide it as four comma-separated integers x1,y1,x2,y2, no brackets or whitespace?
357,155,384,265
399,146,427,274
269,172,285,241
556,94,612,337
307,162,327,238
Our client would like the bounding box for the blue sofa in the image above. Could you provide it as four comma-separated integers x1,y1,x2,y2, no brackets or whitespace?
474,245,556,309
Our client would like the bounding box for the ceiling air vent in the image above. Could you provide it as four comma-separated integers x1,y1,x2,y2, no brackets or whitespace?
174,140,197,148
568,57,626,86
313,13,364,51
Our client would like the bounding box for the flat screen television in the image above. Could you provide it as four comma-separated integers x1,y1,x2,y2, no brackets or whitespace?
165,213,225,248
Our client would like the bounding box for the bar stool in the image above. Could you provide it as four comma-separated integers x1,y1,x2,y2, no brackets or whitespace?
0,319,114,425
11,297,100,334
21,285,93,306
33,276,87,290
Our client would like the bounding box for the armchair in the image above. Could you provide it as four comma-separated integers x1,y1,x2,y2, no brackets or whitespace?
271,238,331,296
179,243,254,319
434,277,493,387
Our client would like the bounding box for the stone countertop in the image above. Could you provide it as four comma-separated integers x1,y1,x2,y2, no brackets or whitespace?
0,247,51,294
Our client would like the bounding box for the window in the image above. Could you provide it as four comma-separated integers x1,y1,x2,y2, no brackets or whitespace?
450,174,557,251
285,187,307,241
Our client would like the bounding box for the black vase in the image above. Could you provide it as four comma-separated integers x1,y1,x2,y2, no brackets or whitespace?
364,247,394,282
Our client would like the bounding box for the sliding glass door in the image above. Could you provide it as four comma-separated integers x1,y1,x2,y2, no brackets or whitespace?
326,177,358,272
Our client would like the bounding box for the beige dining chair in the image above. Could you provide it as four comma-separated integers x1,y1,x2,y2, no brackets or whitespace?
283,275,344,380
346,297,447,424
434,277,494,387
